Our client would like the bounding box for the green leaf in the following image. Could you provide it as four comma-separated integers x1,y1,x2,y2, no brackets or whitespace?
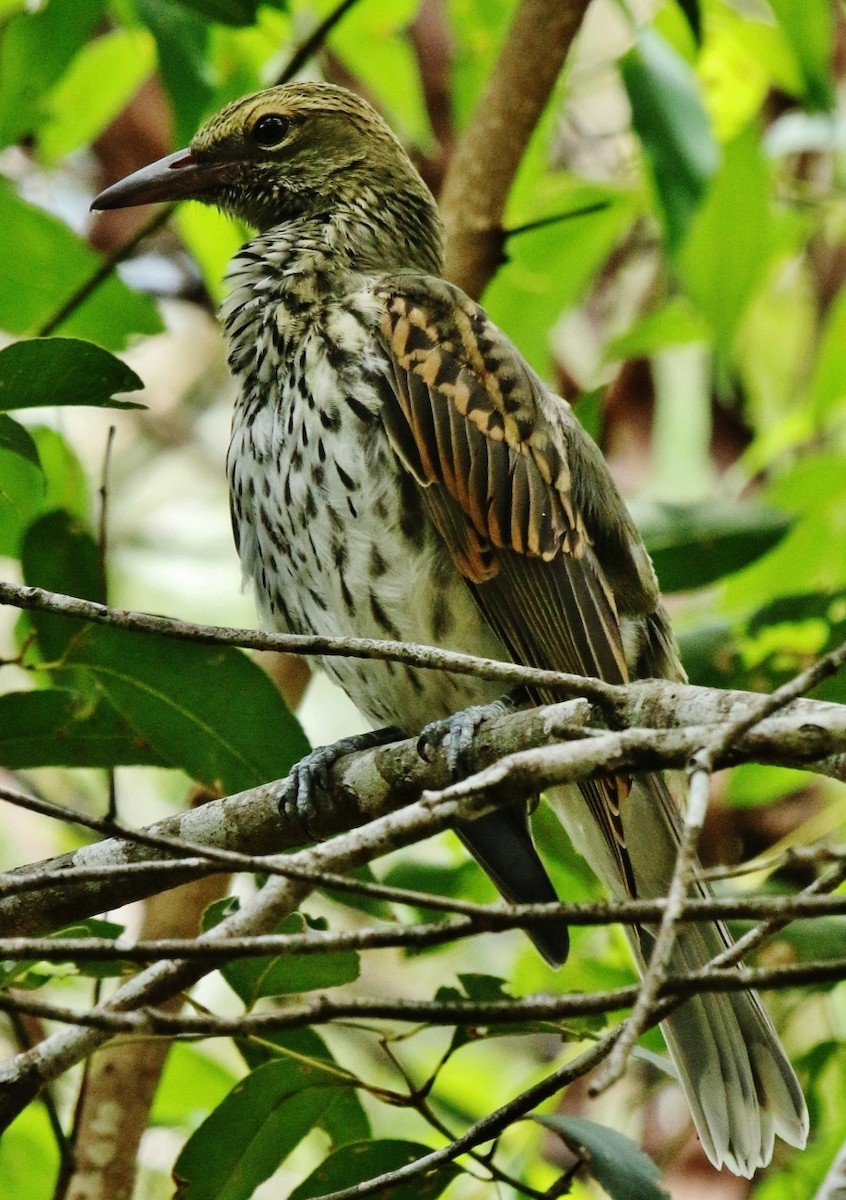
136,0,214,146
171,0,277,24
236,1026,370,1145
635,500,791,592
21,511,102,661
288,1141,459,1200
65,624,309,793
173,1060,346,1200
674,0,701,45
621,28,718,253
768,0,834,110
0,689,166,771
604,299,708,362
537,1115,669,1200
330,1,433,148
152,1044,237,1127
0,446,45,557
0,1105,59,1200
20,510,310,789
0,918,126,989
485,190,632,376
0,338,144,412
37,28,156,164
204,902,359,1002
0,183,163,348
0,414,40,470
808,286,846,419
0,0,107,147
677,124,773,356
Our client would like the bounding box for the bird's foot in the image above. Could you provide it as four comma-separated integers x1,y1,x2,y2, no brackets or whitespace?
279,727,403,840
417,687,528,774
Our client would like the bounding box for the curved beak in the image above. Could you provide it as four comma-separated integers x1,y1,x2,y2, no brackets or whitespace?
91,148,228,211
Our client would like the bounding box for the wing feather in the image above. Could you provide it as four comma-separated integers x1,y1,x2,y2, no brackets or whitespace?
374,279,667,890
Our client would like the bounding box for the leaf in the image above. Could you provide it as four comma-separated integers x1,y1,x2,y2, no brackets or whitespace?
0,446,44,557
288,1140,459,1200
0,414,40,470
20,511,310,790
136,0,214,146
604,299,708,361
173,1060,347,1200
808,286,846,419
171,0,280,25
0,1105,60,1200
0,689,166,771
236,1027,370,1145
21,511,102,661
0,0,107,147
537,1115,669,1200
37,28,156,164
677,124,773,356
0,339,144,412
768,0,834,111
204,902,359,1002
0,183,163,348
636,500,791,592
673,0,701,45
620,28,718,253
64,623,310,793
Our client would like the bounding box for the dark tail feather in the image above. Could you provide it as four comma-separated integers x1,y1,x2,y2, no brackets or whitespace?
457,803,569,966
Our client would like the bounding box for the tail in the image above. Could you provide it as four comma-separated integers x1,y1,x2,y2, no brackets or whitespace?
550,775,808,1176
457,803,570,967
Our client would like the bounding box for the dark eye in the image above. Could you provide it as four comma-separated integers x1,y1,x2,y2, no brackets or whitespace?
252,114,289,147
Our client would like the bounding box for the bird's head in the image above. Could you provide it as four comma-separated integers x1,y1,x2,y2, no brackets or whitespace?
92,82,443,273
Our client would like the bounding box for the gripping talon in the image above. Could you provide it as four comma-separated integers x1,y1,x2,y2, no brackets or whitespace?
279,727,402,841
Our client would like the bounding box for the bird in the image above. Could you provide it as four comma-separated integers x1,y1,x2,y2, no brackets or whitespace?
92,81,808,1176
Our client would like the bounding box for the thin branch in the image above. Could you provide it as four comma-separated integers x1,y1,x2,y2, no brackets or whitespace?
36,208,172,338
0,580,616,702
6,886,846,963
274,0,362,86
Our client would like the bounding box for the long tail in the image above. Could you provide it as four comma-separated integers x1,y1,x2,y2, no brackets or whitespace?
550,774,808,1177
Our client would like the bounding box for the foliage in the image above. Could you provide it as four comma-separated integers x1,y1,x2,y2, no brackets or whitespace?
0,1,844,1198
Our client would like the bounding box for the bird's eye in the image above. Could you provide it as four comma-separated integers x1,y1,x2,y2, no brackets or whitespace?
252,114,290,148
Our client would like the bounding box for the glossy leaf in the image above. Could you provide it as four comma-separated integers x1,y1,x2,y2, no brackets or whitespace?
288,1140,459,1200
0,0,106,147
21,511,102,661
0,414,40,469
37,28,156,164
0,688,166,771
677,125,773,356
537,1115,669,1200
136,0,214,146
0,184,163,348
636,500,791,592
65,624,310,792
621,29,718,253
20,510,310,789
768,0,834,110
0,338,144,412
173,1060,347,1200
236,1026,370,1145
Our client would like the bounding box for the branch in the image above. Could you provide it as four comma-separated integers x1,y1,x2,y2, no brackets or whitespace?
4,686,846,936
440,0,593,296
